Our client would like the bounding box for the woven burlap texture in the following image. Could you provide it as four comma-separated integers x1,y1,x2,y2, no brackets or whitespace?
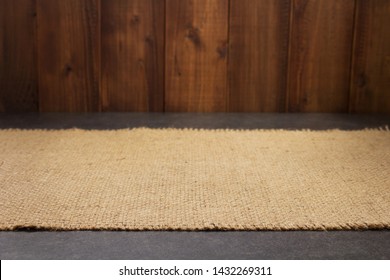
0,128,389,230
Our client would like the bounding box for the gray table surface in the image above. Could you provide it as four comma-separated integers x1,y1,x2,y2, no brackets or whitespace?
1,113,389,260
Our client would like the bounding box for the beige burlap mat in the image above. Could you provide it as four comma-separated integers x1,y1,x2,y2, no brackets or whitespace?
0,128,389,231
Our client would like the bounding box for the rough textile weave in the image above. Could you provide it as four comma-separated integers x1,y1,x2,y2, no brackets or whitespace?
0,128,389,230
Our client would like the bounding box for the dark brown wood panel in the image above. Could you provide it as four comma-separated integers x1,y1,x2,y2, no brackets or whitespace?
0,0,38,112
287,0,355,112
229,0,290,112
101,0,164,112
1,0,389,113
37,0,100,112
350,0,390,113
165,0,228,112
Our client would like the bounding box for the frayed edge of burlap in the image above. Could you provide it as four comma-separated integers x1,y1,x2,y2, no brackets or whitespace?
0,126,389,133
1,222,390,232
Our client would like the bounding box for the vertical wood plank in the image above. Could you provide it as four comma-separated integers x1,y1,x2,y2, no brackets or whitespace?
37,0,100,112
101,0,164,112
229,0,290,112
287,0,355,112
165,0,228,112
350,0,390,113
0,0,38,112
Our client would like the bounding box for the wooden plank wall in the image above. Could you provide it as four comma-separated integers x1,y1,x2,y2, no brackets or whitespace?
350,0,390,113
101,0,164,112
229,0,290,112
37,0,100,112
0,0,38,112
287,0,355,113
0,0,389,113
165,0,228,112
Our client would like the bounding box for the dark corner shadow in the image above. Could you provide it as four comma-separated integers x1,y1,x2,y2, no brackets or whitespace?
0,113,390,130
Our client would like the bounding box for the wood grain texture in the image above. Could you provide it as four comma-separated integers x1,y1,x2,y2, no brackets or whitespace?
0,0,38,112
37,0,100,112
229,0,290,112
287,0,355,113
350,0,390,113
101,0,164,112
165,0,228,112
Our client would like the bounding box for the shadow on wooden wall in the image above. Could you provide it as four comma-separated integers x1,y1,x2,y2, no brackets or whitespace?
0,0,389,113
